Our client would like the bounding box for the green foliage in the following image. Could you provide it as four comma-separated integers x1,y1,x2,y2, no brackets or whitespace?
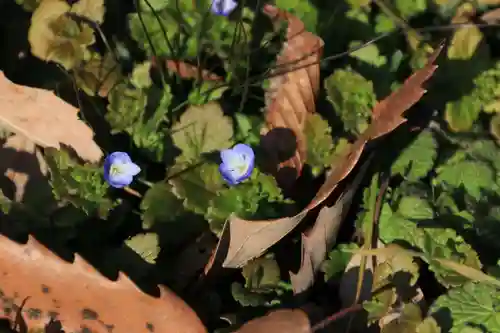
171,102,233,164
324,68,376,135
430,282,500,333
125,232,160,264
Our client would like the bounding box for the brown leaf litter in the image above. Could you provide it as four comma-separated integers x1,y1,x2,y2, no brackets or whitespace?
260,4,324,187
234,309,311,333
210,42,443,273
0,71,102,162
0,234,207,333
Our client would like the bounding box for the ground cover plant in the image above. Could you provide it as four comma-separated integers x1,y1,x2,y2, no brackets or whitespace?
1,0,500,332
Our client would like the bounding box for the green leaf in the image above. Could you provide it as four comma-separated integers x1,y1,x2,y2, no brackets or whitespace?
205,169,287,233
491,113,500,142
171,102,233,163
131,61,152,89
242,257,281,293
304,113,335,176
321,243,359,281
381,303,422,333
447,26,484,60
398,196,434,220
231,282,271,307
380,197,482,287
274,0,318,32
74,52,122,97
15,0,42,11
140,182,183,229
391,130,438,181
324,68,376,135
394,0,426,18
169,162,225,216
349,41,387,68
188,81,228,105
45,149,115,219
434,160,495,200
106,83,172,162
416,317,442,333
445,95,482,132
125,232,160,264
430,282,500,333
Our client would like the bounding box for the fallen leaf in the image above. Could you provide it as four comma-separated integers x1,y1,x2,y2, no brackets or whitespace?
233,309,311,333
0,71,103,162
260,4,324,187
214,42,443,270
0,135,52,205
290,158,371,293
364,42,443,140
0,234,207,333
480,7,500,23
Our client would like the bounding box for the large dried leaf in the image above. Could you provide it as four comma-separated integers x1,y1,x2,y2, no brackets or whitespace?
213,44,442,270
260,4,324,186
290,159,370,293
0,234,207,333
234,309,311,333
0,71,102,162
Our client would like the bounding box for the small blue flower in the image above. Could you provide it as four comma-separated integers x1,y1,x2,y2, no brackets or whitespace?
103,152,141,188
219,143,255,185
210,0,237,16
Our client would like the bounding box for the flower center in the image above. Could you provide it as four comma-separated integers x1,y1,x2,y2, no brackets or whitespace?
110,164,124,176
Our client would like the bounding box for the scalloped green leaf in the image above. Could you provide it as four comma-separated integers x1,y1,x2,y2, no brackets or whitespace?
430,282,500,333
140,182,183,229
74,52,122,97
304,113,335,176
106,83,172,162
131,61,153,89
169,162,225,216
324,68,376,135
434,160,495,200
171,102,233,163
380,197,482,288
391,130,438,181
44,149,115,219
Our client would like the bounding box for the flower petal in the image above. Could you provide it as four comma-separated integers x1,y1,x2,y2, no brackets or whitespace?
123,162,141,176
107,174,134,188
220,148,243,167
232,143,255,161
219,162,238,185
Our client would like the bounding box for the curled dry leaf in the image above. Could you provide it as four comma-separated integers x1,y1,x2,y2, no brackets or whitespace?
151,57,223,81
212,43,443,270
233,309,311,333
0,72,102,162
0,234,207,333
260,4,324,186
290,158,371,294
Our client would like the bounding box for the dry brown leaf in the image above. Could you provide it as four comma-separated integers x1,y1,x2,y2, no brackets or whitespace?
233,309,311,333
0,72,102,162
213,40,443,270
480,7,500,23
364,42,443,141
151,57,223,81
260,4,324,187
290,159,371,294
0,134,52,205
0,234,207,333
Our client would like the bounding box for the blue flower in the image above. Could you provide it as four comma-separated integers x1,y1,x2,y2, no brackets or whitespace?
103,152,141,188
219,144,255,185
210,0,237,16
